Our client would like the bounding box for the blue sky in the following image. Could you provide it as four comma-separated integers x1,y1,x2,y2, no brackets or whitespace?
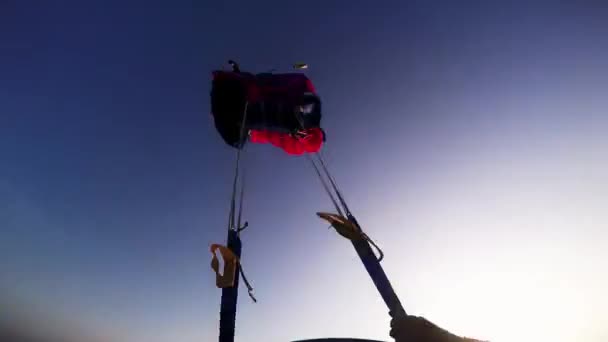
1,1,607,341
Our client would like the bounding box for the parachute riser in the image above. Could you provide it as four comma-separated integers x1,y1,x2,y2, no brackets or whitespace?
217,95,252,342
346,213,407,320
218,229,242,342
316,213,406,320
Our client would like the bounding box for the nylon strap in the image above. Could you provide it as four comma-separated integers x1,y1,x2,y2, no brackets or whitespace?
309,151,385,262
307,154,343,217
228,104,248,231
222,100,256,298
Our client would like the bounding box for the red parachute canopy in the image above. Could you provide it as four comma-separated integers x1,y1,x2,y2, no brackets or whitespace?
210,66,323,154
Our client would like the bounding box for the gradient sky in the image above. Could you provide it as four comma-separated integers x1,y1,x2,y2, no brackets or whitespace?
1,1,608,342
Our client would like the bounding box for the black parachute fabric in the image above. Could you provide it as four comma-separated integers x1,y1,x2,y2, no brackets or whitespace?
211,64,322,149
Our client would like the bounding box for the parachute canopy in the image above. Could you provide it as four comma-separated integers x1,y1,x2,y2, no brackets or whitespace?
211,64,324,154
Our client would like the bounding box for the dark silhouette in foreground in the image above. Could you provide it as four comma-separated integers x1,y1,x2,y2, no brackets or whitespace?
390,316,486,342
294,315,487,342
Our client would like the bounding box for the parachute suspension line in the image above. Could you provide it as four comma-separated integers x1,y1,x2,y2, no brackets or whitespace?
236,160,246,230
227,149,241,231
233,164,256,305
293,107,342,216
312,155,404,319
315,151,351,216
229,101,256,299
233,101,256,300
286,87,384,260
227,102,250,232
310,151,385,262
217,99,256,342
307,153,343,217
